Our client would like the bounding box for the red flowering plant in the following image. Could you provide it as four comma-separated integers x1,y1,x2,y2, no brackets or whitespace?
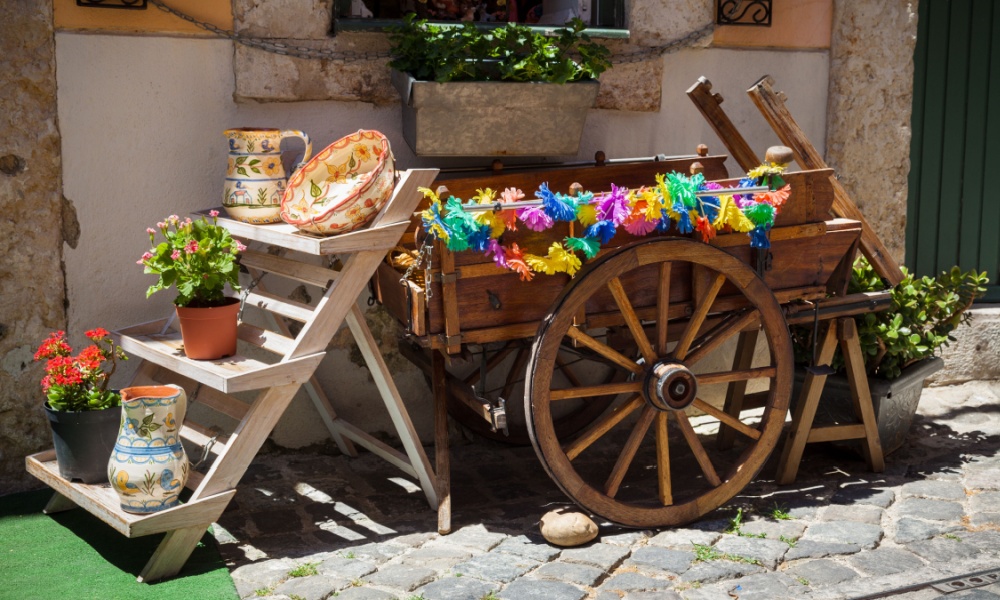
34,329,128,412
138,212,244,308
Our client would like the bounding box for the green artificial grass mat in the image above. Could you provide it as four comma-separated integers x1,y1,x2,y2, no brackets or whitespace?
0,489,238,600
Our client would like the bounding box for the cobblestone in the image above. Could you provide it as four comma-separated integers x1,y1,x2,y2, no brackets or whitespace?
559,542,631,571
784,558,858,586
499,579,586,600
801,520,883,549
530,561,605,587
898,498,966,522
215,381,1000,600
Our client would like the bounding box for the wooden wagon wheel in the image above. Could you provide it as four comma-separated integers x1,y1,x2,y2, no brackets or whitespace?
526,237,792,527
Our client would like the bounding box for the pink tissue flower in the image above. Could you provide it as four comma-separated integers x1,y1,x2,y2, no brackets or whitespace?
171,250,181,260
209,210,220,217
184,240,198,254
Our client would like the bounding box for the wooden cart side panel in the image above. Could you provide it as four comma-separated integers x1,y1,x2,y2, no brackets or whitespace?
393,223,863,338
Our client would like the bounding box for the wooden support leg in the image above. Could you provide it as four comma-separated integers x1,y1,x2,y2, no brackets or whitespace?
192,383,301,499
776,321,839,485
346,304,439,509
43,492,77,514
718,329,759,450
138,525,207,583
838,319,885,472
432,350,452,535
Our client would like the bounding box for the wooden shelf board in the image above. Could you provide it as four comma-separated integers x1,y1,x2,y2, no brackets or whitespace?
25,450,235,538
116,327,325,393
197,211,411,256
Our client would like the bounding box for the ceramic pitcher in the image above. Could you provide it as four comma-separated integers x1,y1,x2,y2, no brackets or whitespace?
223,128,312,224
108,384,189,514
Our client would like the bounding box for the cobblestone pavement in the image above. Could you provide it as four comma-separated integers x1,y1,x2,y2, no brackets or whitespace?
218,381,1000,600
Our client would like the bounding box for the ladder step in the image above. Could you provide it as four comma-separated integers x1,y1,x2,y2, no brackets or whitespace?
244,290,315,322
806,423,866,443
181,420,229,459
238,323,295,356
145,366,249,421
240,250,339,288
117,326,325,394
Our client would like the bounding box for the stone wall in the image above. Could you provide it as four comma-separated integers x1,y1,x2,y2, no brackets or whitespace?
0,1,67,493
825,1,918,264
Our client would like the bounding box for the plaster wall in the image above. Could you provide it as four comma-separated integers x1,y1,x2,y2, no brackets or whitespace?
57,32,828,448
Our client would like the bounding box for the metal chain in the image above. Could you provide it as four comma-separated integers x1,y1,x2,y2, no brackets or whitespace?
149,0,713,65
400,239,434,301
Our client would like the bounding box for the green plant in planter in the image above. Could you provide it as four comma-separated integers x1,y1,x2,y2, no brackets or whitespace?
387,16,612,83
792,258,989,380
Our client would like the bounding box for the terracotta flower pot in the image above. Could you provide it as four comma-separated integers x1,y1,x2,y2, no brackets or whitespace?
175,297,239,360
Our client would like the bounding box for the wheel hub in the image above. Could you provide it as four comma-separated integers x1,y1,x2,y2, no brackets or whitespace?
644,360,698,411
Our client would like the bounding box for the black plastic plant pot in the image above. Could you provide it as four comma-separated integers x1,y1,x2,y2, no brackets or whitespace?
44,403,121,484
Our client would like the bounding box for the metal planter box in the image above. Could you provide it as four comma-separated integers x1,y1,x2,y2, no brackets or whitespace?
391,70,599,157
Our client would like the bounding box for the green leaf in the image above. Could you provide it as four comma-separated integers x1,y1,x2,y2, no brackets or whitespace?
310,179,322,198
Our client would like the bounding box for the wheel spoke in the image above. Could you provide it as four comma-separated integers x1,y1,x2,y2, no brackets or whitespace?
566,328,644,375
696,366,776,386
674,273,727,360
564,394,643,460
550,381,642,401
607,277,657,363
684,309,760,366
604,405,657,498
675,411,722,486
501,347,530,400
657,262,672,356
464,344,516,386
655,413,672,505
554,353,583,387
692,398,762,440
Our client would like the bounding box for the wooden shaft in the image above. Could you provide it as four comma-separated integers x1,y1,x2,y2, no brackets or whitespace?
686,77,761,172
746,76,904,286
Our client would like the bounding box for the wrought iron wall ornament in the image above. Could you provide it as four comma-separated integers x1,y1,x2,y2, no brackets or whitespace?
77,0,148,8
717,0,772,26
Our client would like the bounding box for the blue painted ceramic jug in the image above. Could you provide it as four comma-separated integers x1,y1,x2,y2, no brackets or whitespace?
108,384,189,514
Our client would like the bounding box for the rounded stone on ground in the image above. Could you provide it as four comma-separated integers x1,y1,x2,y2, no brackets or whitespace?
540,509,599,547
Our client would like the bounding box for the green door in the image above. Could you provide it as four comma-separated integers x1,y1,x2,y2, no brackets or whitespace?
907,0,1000,300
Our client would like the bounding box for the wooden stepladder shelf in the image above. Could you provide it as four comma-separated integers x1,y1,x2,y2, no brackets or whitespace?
26,168,443,583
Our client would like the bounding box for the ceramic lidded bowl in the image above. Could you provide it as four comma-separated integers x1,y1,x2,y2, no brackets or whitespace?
280,130,396,236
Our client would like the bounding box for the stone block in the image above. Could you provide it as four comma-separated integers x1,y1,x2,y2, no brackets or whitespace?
712,536,789,570
233,0,333,38
897,498,965,522
451,553,539,583
848,547,925,576
599,572,672,593
783,540,861,561
647,529,722,550
416,577,496,600
901,480,967,501
785,559,857,586
801,521,883,549
499,579,586,600
559,542,631,571
363,564,436,591
893,518,961,544
821,504,884,524
680,560,766,584
625,546,695,575
531,561,605,587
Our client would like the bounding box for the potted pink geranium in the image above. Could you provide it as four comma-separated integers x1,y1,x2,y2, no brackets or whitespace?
138,211,245,359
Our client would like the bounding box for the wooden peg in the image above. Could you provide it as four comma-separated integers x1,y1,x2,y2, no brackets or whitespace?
595,151,606,166
764,145,794,166
689,162,704,175
568,182,583,197
696,144,709,157
436,185,450,198
491,159,504,174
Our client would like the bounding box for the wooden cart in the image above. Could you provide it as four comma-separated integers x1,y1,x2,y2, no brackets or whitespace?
373,76,904,529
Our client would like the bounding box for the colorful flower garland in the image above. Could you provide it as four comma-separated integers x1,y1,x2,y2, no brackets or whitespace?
419,164,790,281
